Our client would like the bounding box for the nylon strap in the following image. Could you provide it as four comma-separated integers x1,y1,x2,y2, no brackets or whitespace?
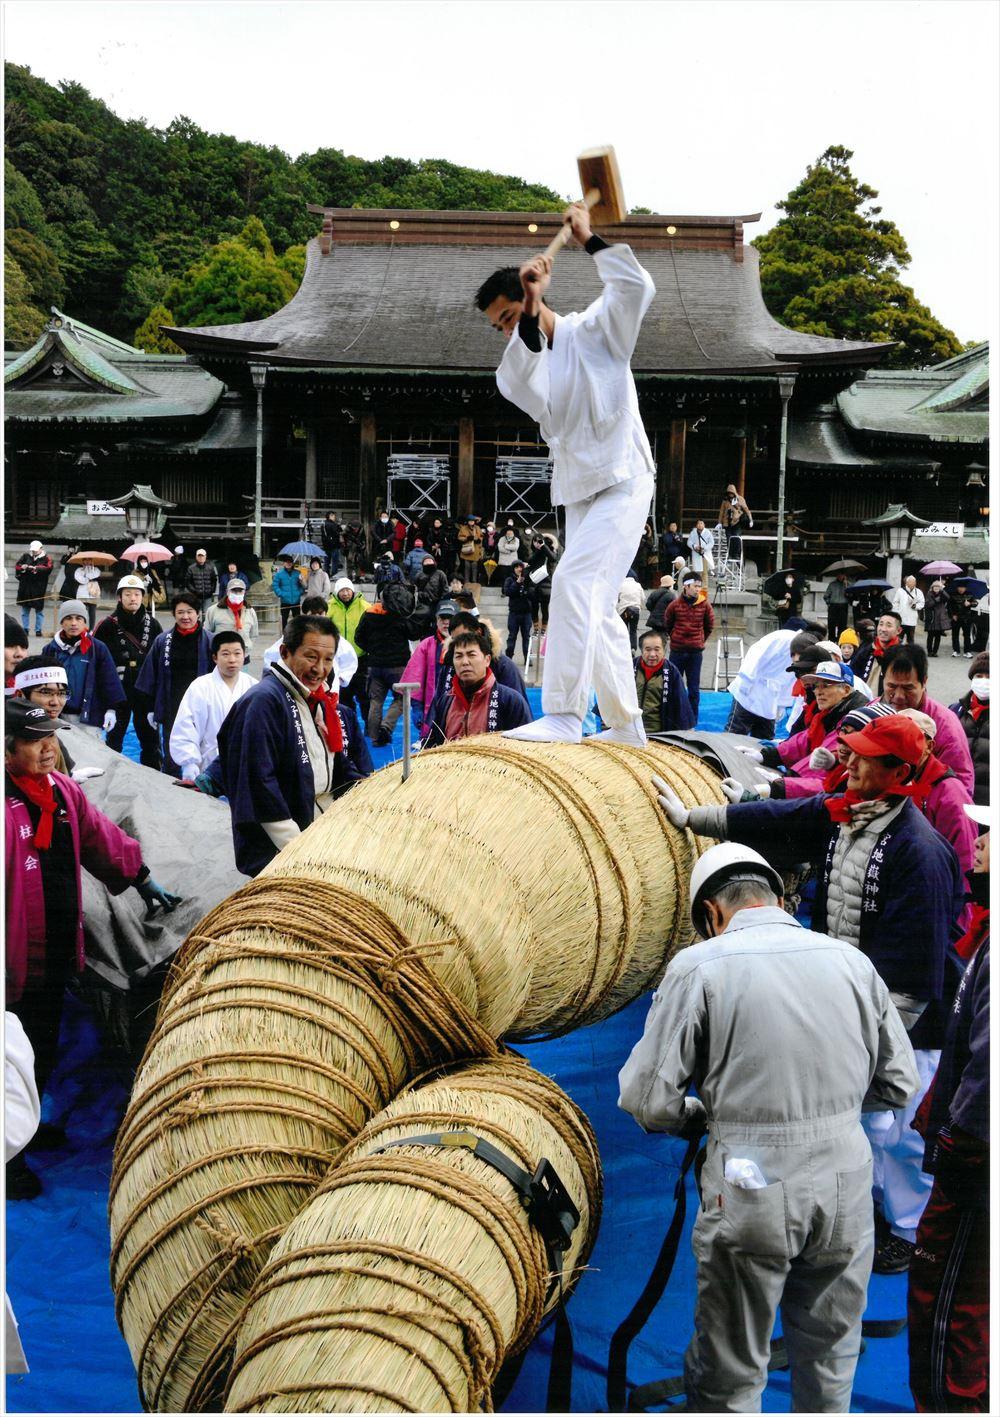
373,1129,580,1413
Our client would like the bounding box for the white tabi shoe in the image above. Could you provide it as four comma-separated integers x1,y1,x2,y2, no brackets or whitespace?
503,713,584,744
591,718,648,748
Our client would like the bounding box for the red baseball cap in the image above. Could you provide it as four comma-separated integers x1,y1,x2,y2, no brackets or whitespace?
840,716,926,767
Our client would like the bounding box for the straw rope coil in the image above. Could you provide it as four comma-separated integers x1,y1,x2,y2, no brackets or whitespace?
224,1056,601,1413
110,880,499,1411
110,740,722,1410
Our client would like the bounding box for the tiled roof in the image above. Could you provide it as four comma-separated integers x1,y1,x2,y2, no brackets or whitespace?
788,404,939,472
5,311,224,424
167,234,889,376
837,345,989,444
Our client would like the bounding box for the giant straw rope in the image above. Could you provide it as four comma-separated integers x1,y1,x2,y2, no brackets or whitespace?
110,740,723,1410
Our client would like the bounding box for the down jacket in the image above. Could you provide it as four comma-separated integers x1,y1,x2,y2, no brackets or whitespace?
950,691,989,807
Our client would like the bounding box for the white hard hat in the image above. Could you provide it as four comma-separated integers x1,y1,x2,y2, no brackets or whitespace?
117,574,146,592
963,802,991,828
29,539,43,552
689,842,784,938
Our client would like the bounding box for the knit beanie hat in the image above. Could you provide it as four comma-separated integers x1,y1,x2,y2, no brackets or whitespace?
838,701,896,735
59,600,89,622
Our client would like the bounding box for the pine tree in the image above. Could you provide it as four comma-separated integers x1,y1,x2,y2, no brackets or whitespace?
133,304,183,354
753,145,962,368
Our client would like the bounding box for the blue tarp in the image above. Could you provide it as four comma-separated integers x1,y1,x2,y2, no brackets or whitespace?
7,691,914,1413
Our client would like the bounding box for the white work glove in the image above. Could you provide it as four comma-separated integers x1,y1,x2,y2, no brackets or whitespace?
70,765,105,783
147,712,157,729
677,1095,708,1142
736,745,764,763
103,710,117,732
721,776,771,804
652,774,690,829
808,746,836,771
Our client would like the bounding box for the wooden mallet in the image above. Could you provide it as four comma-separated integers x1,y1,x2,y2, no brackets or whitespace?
533,145,626,272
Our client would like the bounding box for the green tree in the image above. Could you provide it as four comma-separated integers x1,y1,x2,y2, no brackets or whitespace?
4,252,46,347
4,159,46,232
165,218,298,326
4,227,65,309
134,303,183,354
753,145,961,367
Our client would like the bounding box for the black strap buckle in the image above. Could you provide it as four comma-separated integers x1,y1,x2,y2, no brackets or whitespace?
372,1129,580,1264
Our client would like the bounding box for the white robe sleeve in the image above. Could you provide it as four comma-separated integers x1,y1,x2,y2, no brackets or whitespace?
335,639,359,690
580,245,656,363
5,1014,40,1161
496,332,551,428
169,680,208,779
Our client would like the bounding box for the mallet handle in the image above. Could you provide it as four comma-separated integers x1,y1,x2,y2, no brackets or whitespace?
540,187,602,263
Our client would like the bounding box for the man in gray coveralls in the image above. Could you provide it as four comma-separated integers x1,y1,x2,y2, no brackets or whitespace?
618,841,920,1412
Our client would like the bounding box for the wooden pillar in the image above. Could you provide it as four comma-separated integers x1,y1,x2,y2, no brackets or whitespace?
457,416,475,516
669,417,687,523
737,435,747,496
359,413,377,526
304,425,318,504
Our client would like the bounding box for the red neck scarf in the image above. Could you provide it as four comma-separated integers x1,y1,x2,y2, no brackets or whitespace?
226,597,244,631
823,762,849,793
5,674,14,689
63,629,92,655
969,693,988,721
175,622,200,636
825,786,910,824
10,772,57,848
873,636,899,659
909,755,950,807
306,684,344,753
641,659,664,680
956,904,990,962
451,670,494,713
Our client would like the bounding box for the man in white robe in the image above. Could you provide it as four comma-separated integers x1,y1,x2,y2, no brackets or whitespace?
169,630,253,781
475,203,655,744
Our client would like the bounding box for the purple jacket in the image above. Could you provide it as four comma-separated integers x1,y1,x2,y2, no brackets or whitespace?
402,633,448,734
5,772,144,1003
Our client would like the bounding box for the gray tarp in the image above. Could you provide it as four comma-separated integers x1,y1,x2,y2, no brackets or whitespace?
64,726,248,992
648,729,783,791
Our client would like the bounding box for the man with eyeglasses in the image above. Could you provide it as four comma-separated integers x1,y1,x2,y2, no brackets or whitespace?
11,658,75,775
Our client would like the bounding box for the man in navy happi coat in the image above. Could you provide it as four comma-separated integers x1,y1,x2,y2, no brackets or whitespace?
217,615,361,876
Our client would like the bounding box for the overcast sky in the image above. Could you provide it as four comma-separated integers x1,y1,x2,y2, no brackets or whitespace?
5,0,998,342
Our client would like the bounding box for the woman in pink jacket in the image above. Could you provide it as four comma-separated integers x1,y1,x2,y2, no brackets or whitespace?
5,701,180,1198
739,662,870,798
401,601,457,740
898,708,979,888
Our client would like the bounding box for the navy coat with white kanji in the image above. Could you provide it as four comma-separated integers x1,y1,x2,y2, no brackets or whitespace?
133,627,213,724
719,795,965,1046
216,671,361,877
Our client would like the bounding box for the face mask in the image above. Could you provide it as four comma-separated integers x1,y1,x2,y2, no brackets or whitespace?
785,577,794,587
380,516,388,523
971,677,990,702
229,591,245,604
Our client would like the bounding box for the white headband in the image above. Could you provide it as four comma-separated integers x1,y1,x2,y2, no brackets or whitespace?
13,665,69,690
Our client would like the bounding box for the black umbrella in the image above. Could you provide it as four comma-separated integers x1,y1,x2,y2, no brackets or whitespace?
762,568,807,599
845,577,892,599
950,577,988,599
